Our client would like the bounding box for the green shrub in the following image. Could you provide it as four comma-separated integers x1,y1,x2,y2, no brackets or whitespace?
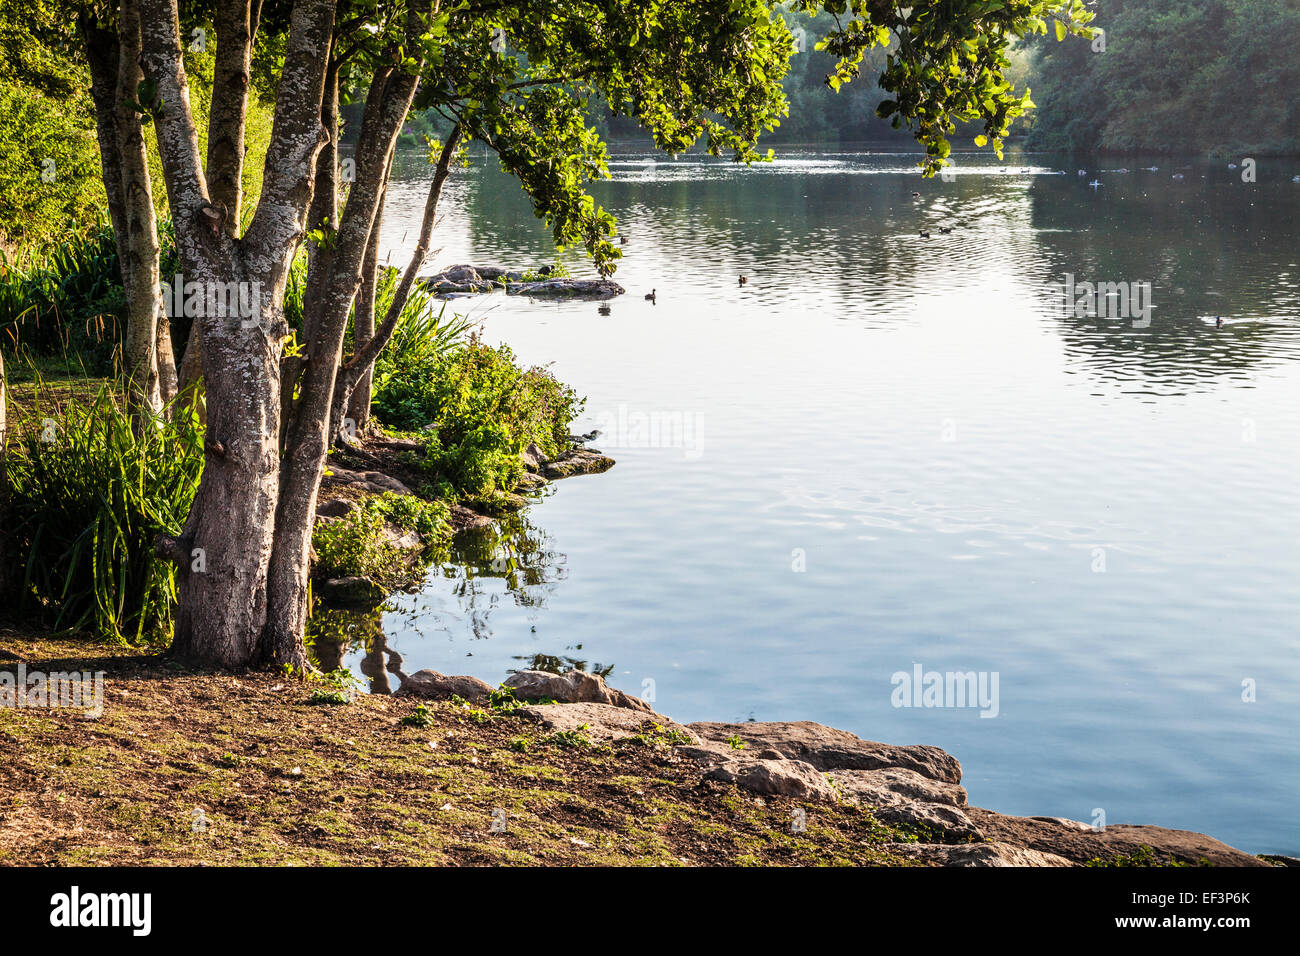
311,507,402,583
377,335,583,498
310,492,450,587
367,491,449,540
4,386,204,643
308,688,351,706
400,704,435,728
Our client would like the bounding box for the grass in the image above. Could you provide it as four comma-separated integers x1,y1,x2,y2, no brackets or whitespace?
4,383,204,644
0,634,928,867
0,224,125,373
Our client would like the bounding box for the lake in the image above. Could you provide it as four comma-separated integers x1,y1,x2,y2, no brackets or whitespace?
314,147,1300,855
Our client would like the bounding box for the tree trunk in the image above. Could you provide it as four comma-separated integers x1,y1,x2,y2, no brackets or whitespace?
81,16,128,260
115,0,165,418
157,309,179,405
173,0,263,415
0,349,9,602
343,175,384,434
302,60,346,345
262,37,425,665
207,0,256,236
141,0,336,669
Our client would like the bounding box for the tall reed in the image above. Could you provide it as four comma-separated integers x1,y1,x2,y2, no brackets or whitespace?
4,382,203,643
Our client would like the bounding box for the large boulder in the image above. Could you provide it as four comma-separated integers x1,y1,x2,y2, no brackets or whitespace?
421,265,496,295
515,472,548,492
395,669,495,704
521,442,547,473
505,278,625,300
687,721,962,784
541,448,616,480
316,498,358,518
519,702,696,743
705,755,840,801
503,669,650,712
829,767,978,837
440,264,480,284
323,464,414,496
448,502,493,532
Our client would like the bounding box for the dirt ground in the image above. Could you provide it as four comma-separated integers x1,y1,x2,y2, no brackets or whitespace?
0,631,924,866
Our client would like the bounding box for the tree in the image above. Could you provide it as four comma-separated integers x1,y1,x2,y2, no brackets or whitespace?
0,2,106,249
0,349,8,604
76,0,1091,670
1023,0,1300,155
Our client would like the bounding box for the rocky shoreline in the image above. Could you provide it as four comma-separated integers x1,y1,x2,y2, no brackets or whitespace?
393,666,1273,867
311,432,614,606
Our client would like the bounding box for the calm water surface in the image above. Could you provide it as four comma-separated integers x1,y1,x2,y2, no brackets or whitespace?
318,149,1300,854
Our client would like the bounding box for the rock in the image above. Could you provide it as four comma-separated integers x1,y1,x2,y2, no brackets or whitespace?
515,472,548,492
441,264,481,283
505,278,625,300
448,502,493,532
503,669,650,712
449,264,486,282
429,280,495,295
474,266,524,282
372,437,422,453
878,803,979,838
705,757,840,801
395,669,495,703
421,266,495,295
827,766,978,836
324,464,414,496
696,754,979,834
828,767,967,809
687,721,962,784
519,702,696,744
964,810,1269,867
317,576,387,608
884,842,1074,868
473,491,528,517
521,441,547,473
316,498,358,518
541,448,616,480
382,526,422,552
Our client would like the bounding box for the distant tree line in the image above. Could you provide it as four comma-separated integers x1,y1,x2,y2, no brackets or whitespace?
1021,0,1300,155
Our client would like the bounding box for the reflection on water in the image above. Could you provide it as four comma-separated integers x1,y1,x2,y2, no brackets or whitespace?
308,511,615,686
339,148,1300,854
306,605,401,695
